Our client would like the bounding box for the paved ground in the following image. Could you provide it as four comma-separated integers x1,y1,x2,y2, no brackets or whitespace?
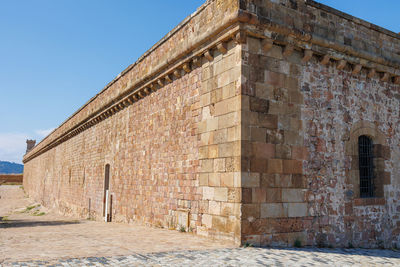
1,185,400,266
2,247,400,266
0,185,233,264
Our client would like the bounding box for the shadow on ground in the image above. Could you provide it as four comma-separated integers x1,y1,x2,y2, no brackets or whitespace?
0,218,81,228
257,247,400,259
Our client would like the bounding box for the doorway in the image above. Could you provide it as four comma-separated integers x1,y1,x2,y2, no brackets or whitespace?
103,164,110,219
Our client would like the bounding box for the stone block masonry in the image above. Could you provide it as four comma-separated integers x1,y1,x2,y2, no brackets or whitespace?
23,0,400,248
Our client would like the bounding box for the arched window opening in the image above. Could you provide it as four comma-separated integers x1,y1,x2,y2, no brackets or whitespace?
358,135,374,198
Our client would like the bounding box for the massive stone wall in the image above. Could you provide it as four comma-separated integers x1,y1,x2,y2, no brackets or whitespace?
24,0,400,247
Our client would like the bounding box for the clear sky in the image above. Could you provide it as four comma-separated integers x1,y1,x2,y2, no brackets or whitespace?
0,0,399,164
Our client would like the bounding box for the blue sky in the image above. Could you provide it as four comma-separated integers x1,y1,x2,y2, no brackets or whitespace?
0,0,398,164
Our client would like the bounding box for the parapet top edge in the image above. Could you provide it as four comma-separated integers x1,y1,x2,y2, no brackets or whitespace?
306,0,400,40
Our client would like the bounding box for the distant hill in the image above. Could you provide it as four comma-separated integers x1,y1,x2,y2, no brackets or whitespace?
0,161,24,174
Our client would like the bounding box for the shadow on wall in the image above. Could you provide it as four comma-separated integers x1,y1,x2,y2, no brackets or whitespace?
0,219,81,229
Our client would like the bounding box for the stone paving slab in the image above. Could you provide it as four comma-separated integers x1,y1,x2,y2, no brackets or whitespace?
2,247,400,267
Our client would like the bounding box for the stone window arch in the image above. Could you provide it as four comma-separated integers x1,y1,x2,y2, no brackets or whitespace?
345,121,390,205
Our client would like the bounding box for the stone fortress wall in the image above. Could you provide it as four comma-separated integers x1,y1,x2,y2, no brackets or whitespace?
0,174,23,184
238,0,400,248
24,0,400,247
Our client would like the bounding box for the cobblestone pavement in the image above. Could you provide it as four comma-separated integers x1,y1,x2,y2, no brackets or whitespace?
2,247,400,267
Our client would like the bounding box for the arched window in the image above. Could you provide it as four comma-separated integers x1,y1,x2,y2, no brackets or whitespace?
358,135,374,198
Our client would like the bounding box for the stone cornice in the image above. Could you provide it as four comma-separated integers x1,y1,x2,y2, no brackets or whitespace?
238,10,400,71
241,24,400,78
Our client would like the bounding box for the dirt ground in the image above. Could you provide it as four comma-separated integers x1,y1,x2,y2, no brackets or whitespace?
0,185,234,264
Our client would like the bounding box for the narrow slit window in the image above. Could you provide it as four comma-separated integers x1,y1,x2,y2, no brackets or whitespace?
358,135,374,198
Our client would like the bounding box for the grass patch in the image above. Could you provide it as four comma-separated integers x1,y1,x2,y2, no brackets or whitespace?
26,205,38,211
179,225,186,232
33,211,45,216
26,204,40,212
19,204,41,214
1,216,9,221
